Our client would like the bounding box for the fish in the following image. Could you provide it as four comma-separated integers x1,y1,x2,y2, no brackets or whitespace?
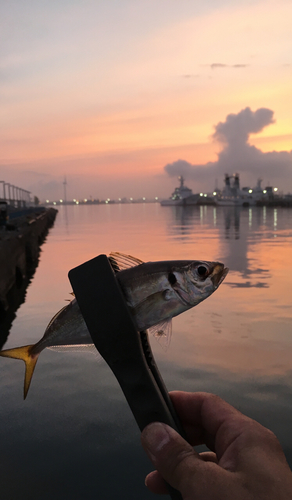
0,252,228,398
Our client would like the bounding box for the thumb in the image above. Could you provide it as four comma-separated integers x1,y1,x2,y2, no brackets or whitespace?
141,422,230,498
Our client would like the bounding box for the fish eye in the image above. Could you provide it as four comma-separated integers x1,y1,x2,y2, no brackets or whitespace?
168,272,177,285
197,265,208,278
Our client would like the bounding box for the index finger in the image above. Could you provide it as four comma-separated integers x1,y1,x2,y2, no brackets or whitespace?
169,391,251,453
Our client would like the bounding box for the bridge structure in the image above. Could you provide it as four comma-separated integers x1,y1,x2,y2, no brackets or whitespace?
0,181,31,208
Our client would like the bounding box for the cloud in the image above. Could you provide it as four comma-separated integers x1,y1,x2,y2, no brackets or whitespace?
182,74,200,78
209,63,249,69
210,63,227,69
164,107,292,189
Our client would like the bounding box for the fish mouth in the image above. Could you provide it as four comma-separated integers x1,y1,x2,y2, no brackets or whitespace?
211,265,229,288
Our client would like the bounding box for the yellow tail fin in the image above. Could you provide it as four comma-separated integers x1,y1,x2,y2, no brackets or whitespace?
0,345,39,399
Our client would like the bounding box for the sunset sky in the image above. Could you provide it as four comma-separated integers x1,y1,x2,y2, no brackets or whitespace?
1,0,292,201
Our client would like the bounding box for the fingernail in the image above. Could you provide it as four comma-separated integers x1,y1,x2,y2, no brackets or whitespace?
142,422,171,461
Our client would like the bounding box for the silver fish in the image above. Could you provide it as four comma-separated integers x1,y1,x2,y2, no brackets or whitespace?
0,252,228,398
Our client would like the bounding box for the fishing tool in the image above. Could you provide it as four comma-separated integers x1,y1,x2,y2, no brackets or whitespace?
69,254,185,500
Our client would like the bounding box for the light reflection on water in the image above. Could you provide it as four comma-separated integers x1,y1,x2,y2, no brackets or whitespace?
0,204,292,499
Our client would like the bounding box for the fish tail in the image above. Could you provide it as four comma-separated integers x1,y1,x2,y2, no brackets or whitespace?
0,345,39,399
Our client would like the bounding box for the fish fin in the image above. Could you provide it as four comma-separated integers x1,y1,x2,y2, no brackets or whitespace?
109,252,144,272
47,344,102,362
45,305,68,332
148,319,172,351
0,345,39,399
47,344,99,355
108,255,120,273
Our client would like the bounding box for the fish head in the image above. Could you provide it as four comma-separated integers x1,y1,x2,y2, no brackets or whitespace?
115,255,229,331
168,260,229,307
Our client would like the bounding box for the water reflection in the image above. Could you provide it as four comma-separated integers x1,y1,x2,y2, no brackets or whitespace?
166,205,200,240
0,257,40,350
223,206,240,239
0,204,291,499
165,205,284,283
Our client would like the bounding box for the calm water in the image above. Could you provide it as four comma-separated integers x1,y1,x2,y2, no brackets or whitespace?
0,204,292,499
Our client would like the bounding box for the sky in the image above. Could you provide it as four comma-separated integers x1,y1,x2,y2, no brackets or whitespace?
1,0,292,201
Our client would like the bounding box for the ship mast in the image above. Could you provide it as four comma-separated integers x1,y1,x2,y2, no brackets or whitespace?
179,175,184,188
63,176,67,204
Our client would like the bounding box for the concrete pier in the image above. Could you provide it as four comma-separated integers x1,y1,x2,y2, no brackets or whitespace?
0,207,58,313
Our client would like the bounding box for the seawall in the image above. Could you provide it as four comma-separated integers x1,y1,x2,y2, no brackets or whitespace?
0,207,58,313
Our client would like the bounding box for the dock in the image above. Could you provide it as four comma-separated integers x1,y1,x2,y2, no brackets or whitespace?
0,207,57,346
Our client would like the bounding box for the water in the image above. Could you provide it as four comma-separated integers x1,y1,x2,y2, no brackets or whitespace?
0,204,292,499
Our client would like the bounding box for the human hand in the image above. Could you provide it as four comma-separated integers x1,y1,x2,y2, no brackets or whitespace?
141,391,292,499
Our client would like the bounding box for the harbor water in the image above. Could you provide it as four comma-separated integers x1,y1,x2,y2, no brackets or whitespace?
0,203,292,499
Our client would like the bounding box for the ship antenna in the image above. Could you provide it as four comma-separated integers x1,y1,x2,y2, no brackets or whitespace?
63,176,67,203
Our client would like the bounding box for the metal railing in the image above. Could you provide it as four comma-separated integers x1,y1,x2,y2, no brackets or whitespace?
0,181,31,208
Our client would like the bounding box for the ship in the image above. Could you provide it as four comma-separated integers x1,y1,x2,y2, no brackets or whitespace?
213,174,267,207
160,176,194,206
